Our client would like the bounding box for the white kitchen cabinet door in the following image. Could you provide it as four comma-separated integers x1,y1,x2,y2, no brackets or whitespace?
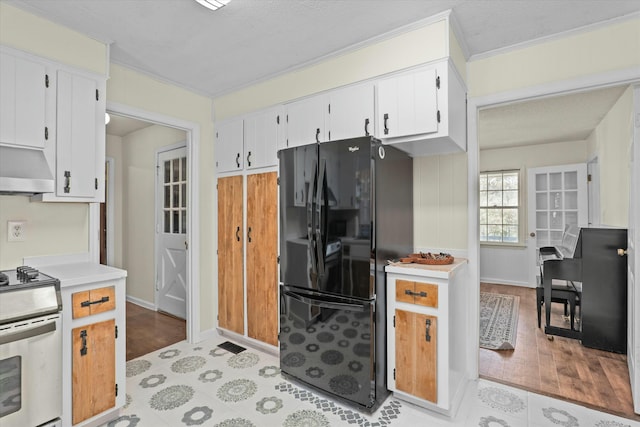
216,118,244,173
54,70,105,201
377,67,438,139
328,82,374,141
0,50,50,149
244,106,283,170
286,94,326,148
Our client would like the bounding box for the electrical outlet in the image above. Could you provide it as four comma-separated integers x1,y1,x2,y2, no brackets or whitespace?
7,221,26,242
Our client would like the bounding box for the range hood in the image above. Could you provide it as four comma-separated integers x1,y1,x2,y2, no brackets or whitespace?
0,145,54,195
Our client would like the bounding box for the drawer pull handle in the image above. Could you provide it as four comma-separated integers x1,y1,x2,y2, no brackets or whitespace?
425,319,431,342
405,289,427,298
80,329,88,356
81,296,109,307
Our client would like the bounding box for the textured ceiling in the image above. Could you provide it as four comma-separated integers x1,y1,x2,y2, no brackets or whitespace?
7,0,640,98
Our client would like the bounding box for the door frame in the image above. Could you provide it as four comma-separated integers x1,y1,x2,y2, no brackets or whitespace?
89,101,200,344
105,156,115,266
467,67,640,385
154,142,188,318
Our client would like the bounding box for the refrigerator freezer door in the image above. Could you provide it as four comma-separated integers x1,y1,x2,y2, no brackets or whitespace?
279,286,375,409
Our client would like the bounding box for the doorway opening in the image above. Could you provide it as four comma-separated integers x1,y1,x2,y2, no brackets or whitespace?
102,105,198,359
475,84,638,419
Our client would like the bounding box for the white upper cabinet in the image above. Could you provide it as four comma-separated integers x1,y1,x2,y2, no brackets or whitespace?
285,94,327,148
243,105,284,170
327,81,374,141
215,118,244,173
377,67,438,139
0,50,52,149
376,60,467,156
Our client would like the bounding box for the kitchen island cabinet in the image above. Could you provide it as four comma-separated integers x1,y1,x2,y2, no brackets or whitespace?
385,258,469,417
39,262,127,427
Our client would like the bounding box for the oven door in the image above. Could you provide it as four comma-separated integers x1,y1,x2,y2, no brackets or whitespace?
0,314,61,427
279,286,375,409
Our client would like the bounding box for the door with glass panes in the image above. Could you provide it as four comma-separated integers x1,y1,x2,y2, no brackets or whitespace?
156,146,188,319
527,164,587,286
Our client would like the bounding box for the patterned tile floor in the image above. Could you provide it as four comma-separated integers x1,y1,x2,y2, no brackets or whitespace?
104,337,638,427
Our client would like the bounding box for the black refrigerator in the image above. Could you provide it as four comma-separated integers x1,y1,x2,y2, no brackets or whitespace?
278,136,413,411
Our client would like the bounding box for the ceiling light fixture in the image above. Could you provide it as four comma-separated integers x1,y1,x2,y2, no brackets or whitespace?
194,0,231,11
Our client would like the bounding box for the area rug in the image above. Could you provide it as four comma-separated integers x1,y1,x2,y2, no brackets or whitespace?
479,292,520,350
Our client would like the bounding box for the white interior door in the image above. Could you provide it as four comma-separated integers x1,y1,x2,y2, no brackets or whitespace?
156,146,187,319
630,86,640,413
527,164,588,286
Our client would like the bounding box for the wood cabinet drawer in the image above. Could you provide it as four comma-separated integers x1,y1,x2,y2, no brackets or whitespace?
395,279,438,308
72,286,116,319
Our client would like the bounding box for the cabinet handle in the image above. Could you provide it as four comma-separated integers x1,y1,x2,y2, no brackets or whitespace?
235,226,240,242
236,153,240,168
315,128,320,143
364,118,370,136
80,329,88,356
64,171,71,193
247,227,252,243
383,113,389,135
247,151,252,167
425,319,431,342
405,289,427,298
80,296,109,307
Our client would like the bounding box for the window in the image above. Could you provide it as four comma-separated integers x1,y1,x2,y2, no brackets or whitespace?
480,170,520,243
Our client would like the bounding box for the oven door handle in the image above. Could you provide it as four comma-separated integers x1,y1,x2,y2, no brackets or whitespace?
0,321,56,345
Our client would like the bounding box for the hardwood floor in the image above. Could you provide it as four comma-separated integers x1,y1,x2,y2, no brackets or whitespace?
479,283,639,421
126,302,186,361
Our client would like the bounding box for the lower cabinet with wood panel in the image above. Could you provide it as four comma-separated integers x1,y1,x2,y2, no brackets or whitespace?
385,258,468,417
217,171,279,348
41,262,127,427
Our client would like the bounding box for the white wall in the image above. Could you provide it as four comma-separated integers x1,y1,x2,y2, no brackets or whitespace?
587,86,634,227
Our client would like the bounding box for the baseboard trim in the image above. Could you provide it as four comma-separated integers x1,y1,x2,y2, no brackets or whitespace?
480,278,534,288
126,295,156,311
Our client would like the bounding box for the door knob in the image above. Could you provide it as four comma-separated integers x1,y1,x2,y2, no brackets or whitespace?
617,248,628,256
530,232,536,238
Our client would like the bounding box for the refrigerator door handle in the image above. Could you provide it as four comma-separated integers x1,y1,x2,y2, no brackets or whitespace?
315,159,326,278
307,160,318,278
283,290,366,311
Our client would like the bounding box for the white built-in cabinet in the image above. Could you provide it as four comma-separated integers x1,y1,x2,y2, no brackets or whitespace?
284,81,375,147
385,259,469,417
1,45,107,202
0,50,52,149
216,106,284,173
377,60,466,156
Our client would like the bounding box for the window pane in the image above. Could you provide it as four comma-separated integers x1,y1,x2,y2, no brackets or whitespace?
181,183,186,208
488,225,503,242
488,191,502,206
503,190,518,206
164,185,170,208
550,192,563,209
535,173,547,191
164,211,170,233
479,175,487,191
164,161,171,184
503,173,518,189
480,225,488,241
549,172,562,190
503,208,518,225
181,157,187,181
487,208,502,225
487,174,502,190
536,212,548,228
173,211,179,233
480,191,488,207
172,159,179,183
564,171,577,190
504,226,518,242
479,208,487,224
181,210,187,234
173,184,179,208
550,211,563,229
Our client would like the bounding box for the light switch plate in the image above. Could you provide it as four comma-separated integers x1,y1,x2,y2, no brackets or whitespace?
8,221,26,242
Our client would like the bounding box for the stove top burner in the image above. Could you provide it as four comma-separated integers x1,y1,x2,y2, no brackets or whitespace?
0,266,58,291
0,266,61,325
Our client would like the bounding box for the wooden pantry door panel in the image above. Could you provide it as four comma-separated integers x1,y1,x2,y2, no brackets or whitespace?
246,172,278,346
217,175,244,335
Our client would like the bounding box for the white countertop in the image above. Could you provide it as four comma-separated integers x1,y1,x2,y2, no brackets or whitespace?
385,258,467,279
39,262,127,288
